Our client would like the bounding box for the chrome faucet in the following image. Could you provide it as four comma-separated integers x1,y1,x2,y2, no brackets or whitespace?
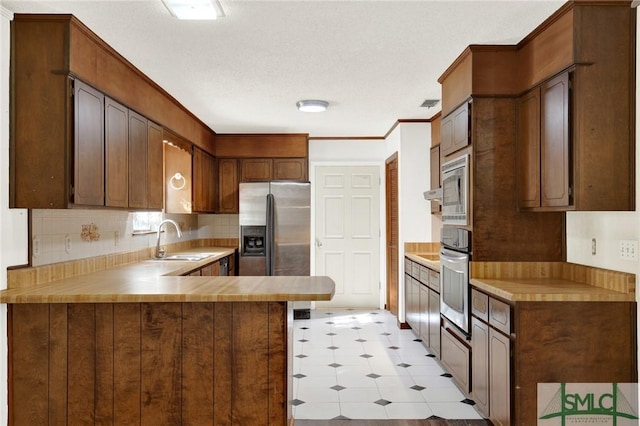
155,219,183,258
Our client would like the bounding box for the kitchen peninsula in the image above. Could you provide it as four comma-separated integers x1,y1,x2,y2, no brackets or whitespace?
0,248,335,426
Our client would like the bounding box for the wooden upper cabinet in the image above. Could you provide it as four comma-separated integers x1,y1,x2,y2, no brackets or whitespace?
128,111,149,210
217,158,239,213
105,97,129,208
440,101,470,158
240,159,272,182
517,72,571,210
540,72,570,208
516,87,541,209
73,80,105,207
192,147,216,213
273,158,307,181
147,121,164,210
164,141,193,214
9,15,214,209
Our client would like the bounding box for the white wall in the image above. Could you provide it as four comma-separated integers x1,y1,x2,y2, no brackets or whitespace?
385,122,433,322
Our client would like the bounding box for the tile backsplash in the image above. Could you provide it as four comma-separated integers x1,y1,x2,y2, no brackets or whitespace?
197,214,239,239
31,209,200,266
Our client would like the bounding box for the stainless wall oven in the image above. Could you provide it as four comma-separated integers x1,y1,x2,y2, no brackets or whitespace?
440,227,471,337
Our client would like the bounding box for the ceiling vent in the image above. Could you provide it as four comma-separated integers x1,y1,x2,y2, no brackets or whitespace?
420,99,440,108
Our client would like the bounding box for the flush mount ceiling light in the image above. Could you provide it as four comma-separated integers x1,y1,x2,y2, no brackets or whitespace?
296,100,329,113
162,0,225,20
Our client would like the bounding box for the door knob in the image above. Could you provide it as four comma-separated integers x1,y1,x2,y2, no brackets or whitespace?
316,239,323,247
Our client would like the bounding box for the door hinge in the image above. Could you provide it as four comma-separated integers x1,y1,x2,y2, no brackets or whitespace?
379,281,381,289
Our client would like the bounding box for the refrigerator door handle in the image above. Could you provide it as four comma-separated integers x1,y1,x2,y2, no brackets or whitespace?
266,193,275,276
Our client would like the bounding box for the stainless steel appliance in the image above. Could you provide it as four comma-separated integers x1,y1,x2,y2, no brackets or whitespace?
239,181,311,316
441,154,469,225
440,227,471,337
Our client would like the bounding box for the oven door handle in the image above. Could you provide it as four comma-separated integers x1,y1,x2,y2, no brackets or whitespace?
440,248,468,260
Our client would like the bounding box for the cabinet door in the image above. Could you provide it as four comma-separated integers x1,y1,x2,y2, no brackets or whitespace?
240,158,272,181
200,261,220,276
404,273,413,328
147,121,164,210
471,317,490,417
74,80,105,206
428,288,440,358
540,72,570,208
489,328,511,426
104,97,128,208
441,102,470,157
516,87,541,209
419,284,429,345
128,111,148,209
273,158,307,181
429,145,441,214
218,158,239,213
440,325,471,393
192,147,216,213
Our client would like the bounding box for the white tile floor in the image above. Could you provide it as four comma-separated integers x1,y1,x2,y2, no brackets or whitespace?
292,308,484,421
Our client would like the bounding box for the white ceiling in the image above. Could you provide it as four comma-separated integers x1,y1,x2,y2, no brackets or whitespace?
3,0,565,138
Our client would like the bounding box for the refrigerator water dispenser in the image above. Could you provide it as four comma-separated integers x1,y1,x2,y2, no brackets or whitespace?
241,226,266,256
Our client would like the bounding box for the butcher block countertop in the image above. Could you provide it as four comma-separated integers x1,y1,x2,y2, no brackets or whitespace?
405,252,440,270
470,261,635,303
470,277,634,302
0,246,335,304
404,247,635,303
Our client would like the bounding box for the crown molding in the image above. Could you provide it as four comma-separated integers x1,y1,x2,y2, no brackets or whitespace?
1,6,14,20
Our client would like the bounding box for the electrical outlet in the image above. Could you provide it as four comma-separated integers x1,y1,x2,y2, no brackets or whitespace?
65,235,72,254
620,240,638,261
591,238,596,255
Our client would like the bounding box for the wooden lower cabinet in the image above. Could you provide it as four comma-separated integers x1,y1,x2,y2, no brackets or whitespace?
8,301,293,425
440,322,471,394
471,317,490,415
404,258,440,357
469,287,637,425
471,309,511,425
489,328,510,425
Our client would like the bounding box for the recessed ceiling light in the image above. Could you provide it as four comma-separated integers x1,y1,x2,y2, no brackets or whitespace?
162,0,225,20
296,100,329,113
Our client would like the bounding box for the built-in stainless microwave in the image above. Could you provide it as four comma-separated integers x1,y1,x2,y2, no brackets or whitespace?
441,154,469,225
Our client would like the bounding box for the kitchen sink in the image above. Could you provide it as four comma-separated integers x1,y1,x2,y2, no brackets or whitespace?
154,253,216,261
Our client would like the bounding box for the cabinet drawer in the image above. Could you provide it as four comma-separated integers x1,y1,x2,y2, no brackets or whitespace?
419,266,430,285
411,262,420,279
489,298,511,335
404,258,412,275
471,289,489,322
429,270,440,292
440,324,471,393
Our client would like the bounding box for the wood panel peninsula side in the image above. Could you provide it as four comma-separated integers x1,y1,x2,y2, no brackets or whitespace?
1,250,335,426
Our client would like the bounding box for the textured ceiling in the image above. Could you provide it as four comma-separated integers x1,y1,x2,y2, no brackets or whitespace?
3,0,565,138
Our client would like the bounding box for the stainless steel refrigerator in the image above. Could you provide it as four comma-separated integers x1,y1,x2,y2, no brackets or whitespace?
239,181,311,316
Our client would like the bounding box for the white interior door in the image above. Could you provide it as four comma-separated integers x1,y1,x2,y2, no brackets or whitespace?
314,166,380,308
